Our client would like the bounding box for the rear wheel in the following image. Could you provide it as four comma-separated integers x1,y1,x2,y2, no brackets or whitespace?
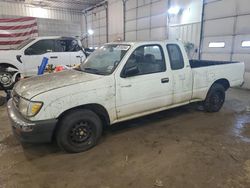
56,109,103,153
203,83,225,112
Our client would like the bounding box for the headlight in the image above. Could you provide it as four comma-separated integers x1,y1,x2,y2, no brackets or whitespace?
27,101,43,117
19,97,29,116
18,97,43,117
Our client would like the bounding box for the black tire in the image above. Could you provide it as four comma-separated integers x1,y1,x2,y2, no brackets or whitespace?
203,83,225,112
0,70,16,90
56,109,103,153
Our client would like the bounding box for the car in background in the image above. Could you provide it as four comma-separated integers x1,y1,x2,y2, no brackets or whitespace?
0,36,86,89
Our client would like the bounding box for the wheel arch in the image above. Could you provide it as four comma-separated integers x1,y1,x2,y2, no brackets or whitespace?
57,103,111,128
0,63,19,71
212,78,230,91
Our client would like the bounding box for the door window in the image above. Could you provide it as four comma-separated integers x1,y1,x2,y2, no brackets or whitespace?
25,40,54,55
123,45,166,77
167,44,184,70
55,39,81,52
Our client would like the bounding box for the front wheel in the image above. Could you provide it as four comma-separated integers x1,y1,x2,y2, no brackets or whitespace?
0,70,18,90
56,109,103,153
203,83,225,112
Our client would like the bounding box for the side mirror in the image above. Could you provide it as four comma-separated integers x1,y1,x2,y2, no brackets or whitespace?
123,65,139,78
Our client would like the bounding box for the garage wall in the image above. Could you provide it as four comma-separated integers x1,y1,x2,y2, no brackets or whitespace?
124,0,168,41
108,0,124,42
0,1,84,37
84,4,108,48
200,0,250,89
168,0,202,59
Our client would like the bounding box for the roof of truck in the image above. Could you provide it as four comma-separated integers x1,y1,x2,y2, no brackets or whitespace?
31,36,80,40
106,40,181,46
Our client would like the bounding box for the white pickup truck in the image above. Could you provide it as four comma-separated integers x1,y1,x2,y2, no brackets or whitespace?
7,41,245,153
0,36,86,89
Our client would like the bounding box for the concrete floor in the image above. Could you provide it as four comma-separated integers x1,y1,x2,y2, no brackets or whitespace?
0,89,250,188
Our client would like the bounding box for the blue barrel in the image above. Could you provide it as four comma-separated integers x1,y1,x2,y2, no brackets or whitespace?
38,57,49,75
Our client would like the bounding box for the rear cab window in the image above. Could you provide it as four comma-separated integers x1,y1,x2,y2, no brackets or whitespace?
166,44,184,70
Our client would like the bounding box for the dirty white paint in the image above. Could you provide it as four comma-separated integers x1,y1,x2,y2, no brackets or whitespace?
13,41,245,124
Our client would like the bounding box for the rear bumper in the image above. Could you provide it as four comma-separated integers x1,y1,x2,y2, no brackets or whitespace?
7,99,57,143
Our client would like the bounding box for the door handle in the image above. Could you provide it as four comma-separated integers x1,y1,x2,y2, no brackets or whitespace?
161,78,169,83
121,84,132,88
50,56,58,59
76,56,81,58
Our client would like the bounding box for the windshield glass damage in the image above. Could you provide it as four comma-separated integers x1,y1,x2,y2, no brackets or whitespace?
80,44,130,75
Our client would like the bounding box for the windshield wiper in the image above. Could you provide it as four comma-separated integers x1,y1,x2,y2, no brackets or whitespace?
82,67,105,75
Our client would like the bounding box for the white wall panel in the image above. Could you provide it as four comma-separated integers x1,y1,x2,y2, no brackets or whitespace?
233,35,250,54
236,15,250,35
126,9,137,21
151,1,167,16
108,0,124,42
150,27,166,40
125,31,136,41
126,20,136,32
204,0,236,20
202,53,231,61
151,15,166,28
126,0,137,10
202,36,233,53
203,18,235,37
137,17,150,30
238,0,250,14
137,29,150,40
125,0,168,41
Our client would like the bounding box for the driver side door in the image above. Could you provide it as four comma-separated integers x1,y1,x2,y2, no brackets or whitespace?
115,44,173,119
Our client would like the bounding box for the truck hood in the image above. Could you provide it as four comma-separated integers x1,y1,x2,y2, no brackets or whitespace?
0,49,19,54
14,70,102,100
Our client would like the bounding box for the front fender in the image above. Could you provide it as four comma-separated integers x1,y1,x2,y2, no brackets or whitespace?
29,85,117,123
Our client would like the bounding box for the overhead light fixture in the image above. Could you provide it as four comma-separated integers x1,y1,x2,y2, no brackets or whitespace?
242,41,250,47
209,42,225,48
168,6,181,15
88,29,94,36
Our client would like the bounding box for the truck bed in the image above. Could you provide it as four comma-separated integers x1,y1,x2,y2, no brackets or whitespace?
190,60,240,68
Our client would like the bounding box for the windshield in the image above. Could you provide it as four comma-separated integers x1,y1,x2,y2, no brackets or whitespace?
15,38,35,50
80,44,130,75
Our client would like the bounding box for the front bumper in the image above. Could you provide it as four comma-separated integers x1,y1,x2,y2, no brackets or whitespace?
7,99,58,143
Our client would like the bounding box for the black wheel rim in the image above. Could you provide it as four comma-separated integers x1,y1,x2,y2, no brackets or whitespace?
68,121,93,145
210,91,224,110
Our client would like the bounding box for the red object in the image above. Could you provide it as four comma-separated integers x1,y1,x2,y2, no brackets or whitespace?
0,17,38,50
54,66,66,72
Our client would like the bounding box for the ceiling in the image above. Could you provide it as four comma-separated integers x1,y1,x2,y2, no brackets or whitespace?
2,0,104,11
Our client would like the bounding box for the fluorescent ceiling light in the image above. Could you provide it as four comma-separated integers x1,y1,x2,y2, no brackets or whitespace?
88,29,94,36
242,41,250,47
209,42,225,48
168,6,181,15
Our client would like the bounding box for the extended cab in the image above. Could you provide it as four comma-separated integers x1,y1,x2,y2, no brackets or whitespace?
7,41,245,153
0,36,86,89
